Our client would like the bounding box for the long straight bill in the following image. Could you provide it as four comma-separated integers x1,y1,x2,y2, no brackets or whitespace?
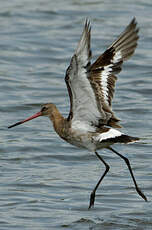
8,111,42,129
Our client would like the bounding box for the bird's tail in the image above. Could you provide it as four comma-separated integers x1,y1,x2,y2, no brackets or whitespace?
112,134,140,144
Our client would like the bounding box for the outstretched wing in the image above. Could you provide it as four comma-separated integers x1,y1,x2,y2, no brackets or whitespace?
65,18,139,131
89,18,139,127
65,20,102,131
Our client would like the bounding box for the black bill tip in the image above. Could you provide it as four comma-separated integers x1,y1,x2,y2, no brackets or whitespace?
8,121,23,129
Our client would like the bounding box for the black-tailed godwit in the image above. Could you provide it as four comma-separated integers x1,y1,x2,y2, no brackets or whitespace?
8,18,147,208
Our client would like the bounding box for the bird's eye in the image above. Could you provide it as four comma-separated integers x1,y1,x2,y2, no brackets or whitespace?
41,106,47,112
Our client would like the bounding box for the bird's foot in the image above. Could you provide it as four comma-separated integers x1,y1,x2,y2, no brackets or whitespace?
88,191,95,209
137,187,148,202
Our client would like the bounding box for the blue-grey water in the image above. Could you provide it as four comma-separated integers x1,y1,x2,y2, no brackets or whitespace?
1,0,152,229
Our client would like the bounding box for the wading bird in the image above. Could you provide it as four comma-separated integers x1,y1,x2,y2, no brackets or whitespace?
8,18,147,208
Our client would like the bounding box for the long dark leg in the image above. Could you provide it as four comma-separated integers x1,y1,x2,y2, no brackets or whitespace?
108,147,147,202
89,151,110,209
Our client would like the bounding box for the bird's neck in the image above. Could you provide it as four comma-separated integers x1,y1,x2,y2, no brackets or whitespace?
48,107,67,136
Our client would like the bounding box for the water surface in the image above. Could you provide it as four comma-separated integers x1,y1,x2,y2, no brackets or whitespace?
1,0,152,229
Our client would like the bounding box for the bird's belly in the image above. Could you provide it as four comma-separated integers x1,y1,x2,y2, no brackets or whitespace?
60,131,96,151
66,136,112,151
59,128,115,151
68,137,94,150
60,130,110,151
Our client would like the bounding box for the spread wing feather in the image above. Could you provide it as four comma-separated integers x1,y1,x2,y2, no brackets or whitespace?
65,20,102,130
65,18,139,131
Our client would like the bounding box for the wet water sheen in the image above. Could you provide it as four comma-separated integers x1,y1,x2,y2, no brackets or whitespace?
1,0,152,229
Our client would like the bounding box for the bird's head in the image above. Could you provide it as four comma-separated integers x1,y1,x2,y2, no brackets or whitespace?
40,103,56,116
8,103,57,129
